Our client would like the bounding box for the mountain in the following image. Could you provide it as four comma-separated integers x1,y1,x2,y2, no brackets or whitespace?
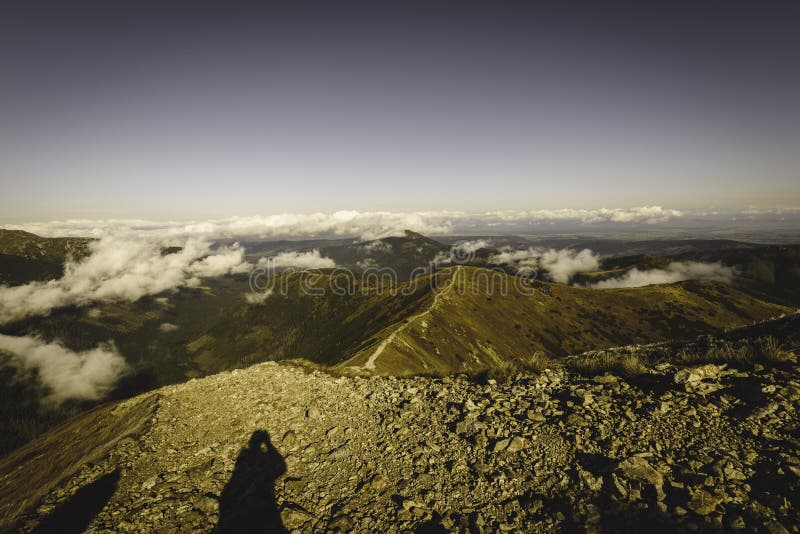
320,230,449,280
0,232,797,456
2,231,800,531
571,245,800,306
186,266,789,377
2,325,798,532
0,230,91,286
0,230,90,264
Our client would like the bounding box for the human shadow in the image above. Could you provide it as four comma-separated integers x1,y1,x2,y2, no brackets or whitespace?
216,430,287,533
33,469,120,534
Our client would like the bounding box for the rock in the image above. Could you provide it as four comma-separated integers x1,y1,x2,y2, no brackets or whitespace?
9,345,800,534
282,430,297,446
687,489,722,516
506,436,525,453
328,514,354,531
281,506,313,530
674,364,729,394
194,494,218,515
493,438,510,453
141,474,162,491
617,457,662,486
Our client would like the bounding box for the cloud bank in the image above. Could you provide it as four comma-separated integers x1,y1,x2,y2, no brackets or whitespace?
490,247,601,284
3,206,686,240
0,235,250,324
592,261,737,289
0,334,128,405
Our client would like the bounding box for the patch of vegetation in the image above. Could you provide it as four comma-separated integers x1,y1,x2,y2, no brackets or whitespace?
463,351,552,384
565,353,651,377
675,336,796,366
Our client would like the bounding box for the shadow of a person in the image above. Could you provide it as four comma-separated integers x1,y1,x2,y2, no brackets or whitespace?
216,430,287,533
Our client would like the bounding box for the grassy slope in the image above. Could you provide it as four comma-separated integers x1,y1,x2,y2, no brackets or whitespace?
338,267,791,375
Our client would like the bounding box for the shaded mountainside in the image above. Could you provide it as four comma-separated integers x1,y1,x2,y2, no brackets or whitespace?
0,230,91,286
1,345,799,532
0,230,90,264
571,245,800,306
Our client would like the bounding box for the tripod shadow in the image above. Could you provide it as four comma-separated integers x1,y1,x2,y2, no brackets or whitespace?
33,470,120,534
216,430,287,533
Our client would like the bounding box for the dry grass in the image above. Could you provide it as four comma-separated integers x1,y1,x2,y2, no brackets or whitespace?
753,336,796,363
675,337,796,366
566,352,650,377
466,351,553,384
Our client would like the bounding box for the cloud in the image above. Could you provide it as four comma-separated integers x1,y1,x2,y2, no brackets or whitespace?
258,249,337,270
159,322,179,333
490,247,600,283
431,239,492,267
453,239,491,254
2,206,688,240
484,206,684,225
3,211,458,240
356,258,380,270
245,288,273,305
0,334,128,405
359,240,392,254
592,261,736,289
0,234,250,324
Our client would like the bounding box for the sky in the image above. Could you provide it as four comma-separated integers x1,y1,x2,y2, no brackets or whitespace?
1,1,799,223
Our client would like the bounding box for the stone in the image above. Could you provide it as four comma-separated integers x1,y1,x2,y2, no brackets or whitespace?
493,438,510,453
506,436,525,453
687,489,722,516
617,457,663,486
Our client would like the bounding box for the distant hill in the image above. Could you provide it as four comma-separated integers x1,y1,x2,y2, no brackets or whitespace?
0,230,91,285
320,230,449,280
571,245,800,306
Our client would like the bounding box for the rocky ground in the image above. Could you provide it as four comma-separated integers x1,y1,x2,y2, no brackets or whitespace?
6,354,800,533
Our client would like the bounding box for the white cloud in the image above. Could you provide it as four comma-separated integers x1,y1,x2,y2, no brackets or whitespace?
431,239,491,266
359,240,392,254
356,258,380,270
0,234,250,324
484,206,684,225
2,206,687,240
454,239,491,254
592,261,737,289
258,249,337,270
3,211,458,240
245,288,273,305
490,247,600,284
0,334,128,405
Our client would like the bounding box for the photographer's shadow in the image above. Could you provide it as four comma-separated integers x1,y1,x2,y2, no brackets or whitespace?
215,430,287,533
